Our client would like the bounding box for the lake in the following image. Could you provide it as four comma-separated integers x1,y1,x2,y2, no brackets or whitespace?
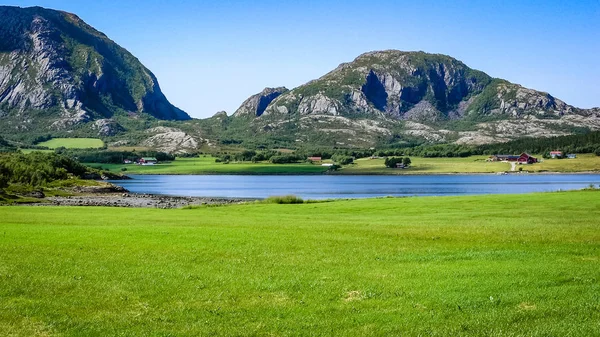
109,174,600,199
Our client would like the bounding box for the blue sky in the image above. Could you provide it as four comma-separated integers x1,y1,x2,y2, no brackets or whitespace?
5,0,600,118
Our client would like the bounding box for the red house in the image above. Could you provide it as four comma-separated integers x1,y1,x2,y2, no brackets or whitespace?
307,157,322,162
518,153,537,164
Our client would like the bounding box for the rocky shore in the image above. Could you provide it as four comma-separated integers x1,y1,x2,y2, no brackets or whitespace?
45,193,254,208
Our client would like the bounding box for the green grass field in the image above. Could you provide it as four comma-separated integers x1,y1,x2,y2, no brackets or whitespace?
37,138,104,149
344,156,512,174
95,156,330,175
0,191,599,336
105,154,600,175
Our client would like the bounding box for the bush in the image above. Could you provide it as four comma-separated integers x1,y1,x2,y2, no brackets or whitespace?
263,195,304,204
384,157,404,168
332,155,354,165
271,155,303,164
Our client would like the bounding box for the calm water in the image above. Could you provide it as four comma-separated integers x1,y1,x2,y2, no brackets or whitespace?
109,174,600,199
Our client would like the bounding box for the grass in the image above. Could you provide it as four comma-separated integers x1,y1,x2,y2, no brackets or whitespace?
36,138,104,149
342,156,512,174
94,154,600,175
0,191,599,335
94,156,330,175
529,154,600,172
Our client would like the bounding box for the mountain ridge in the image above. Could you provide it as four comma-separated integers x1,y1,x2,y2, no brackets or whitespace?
226,49,598,147
0,5,189,141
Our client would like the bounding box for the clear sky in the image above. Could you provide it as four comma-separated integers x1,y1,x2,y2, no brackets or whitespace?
5,0,600,118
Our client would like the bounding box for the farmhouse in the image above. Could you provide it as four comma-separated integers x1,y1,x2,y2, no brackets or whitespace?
488,153,537,164
307,156,322,162
518,153,538,164
123,159,132,164
550,151,563,158
139,157,158,165
488,155,520,162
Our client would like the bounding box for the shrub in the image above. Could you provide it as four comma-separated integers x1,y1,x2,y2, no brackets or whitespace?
263,195,304,204
332,155,354,165
384,157,404,168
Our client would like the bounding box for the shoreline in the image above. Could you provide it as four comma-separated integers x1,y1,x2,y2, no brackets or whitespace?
114,170,600,176
15,193,257,209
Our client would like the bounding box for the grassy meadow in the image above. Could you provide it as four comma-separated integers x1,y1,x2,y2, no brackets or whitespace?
94,156,331,175
100,154,600,175
36,138,105,149
0,191,599,336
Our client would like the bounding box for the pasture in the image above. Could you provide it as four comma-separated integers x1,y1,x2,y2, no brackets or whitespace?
36,138,104,149
0,191,599,335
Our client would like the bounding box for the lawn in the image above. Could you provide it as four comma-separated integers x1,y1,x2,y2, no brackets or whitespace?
37,138,104,149
0,191,599,336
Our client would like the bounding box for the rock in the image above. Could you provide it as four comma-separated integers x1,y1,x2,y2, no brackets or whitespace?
91,119,123,136
24,190,45,198
232,87,288,117
142,130,199,153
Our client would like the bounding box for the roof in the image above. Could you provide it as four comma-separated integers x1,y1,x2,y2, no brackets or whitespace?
141,157,157,161
550,151,563,154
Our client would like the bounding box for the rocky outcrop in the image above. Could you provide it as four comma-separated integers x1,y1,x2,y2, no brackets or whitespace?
142,127,199,153
233,87,288,117
0,6,189,137
91,119,123,136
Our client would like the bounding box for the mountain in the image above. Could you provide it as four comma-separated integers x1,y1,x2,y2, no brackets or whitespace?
0,6,189,141
231,50,599,147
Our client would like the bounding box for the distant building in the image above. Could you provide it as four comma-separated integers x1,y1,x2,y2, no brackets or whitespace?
518,153,538,164
489,153,537,164
139,157,158,165
488,155,520,162
567,154,577,159
550,151,563,158
395,163,406,169
307,156,322,162
123,159,132,164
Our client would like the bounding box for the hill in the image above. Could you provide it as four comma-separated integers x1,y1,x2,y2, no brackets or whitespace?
225,50,599,148
0,6,190,143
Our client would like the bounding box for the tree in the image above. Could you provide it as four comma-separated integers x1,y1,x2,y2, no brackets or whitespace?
402,157,412,167
384,157,404,168
332,155,354,165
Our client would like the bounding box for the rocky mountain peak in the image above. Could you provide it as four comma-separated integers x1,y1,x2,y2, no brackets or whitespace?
0,5,189,137
232,87,288,117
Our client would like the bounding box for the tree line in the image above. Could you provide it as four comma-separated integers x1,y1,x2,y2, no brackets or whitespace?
0,152,95,188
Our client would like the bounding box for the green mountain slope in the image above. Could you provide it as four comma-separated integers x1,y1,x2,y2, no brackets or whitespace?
0,6,189,142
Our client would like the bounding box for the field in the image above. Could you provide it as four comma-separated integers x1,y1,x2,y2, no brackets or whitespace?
97,154,600,175
95,156,330,174
344,156,511,174
530,154,600,172
36,138,104,149
0,191,599,336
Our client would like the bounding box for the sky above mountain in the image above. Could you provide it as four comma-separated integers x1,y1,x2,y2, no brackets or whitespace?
5,0,600,118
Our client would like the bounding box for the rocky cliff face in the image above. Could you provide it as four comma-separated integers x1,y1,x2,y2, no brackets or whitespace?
232,50,598,146
233,87,288,117
0,6,189,137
